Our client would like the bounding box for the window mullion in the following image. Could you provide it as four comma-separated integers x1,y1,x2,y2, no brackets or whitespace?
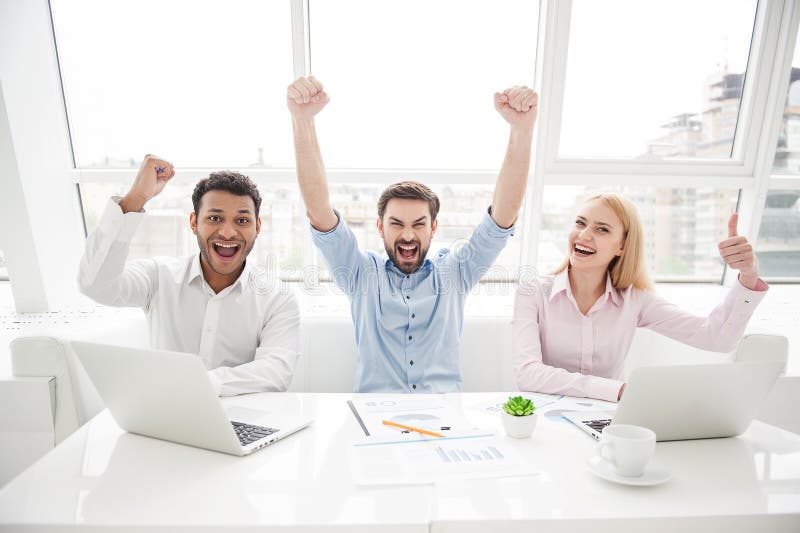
290,0,310,78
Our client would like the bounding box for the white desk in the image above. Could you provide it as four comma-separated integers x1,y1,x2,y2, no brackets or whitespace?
1,392,799,532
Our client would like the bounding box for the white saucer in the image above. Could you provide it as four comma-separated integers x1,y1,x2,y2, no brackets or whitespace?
586,455,671,486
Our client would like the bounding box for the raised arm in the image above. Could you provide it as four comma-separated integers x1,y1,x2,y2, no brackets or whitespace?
118,154,175,213
78,154,174,306
490,86,538,229
287,76,338,232
638,213,767,352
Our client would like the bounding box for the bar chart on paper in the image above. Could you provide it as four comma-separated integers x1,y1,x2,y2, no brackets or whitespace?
434,443,504,463
351,435,538,485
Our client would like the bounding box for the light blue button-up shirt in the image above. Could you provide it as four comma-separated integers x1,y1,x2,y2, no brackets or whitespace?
311,208,515,393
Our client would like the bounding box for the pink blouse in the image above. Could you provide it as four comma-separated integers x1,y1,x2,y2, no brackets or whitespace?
511,270,768,402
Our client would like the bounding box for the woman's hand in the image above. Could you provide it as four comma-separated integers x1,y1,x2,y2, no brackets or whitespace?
718,213,760,290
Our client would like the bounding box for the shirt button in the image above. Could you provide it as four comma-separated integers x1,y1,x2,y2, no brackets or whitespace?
412,384,416,390
406,275,410,278
406,295,410,299
411,314,415,319
408,335,412,340
410,360,414,366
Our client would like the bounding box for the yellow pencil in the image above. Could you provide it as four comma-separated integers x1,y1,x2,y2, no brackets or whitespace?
382,419,443,437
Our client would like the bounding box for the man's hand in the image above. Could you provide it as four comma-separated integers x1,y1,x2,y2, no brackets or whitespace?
718,213,760,290
119,154,175,213
494,86,538,130
287,76,329,120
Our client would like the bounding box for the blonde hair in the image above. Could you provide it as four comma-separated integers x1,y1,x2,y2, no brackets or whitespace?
551,193,653,290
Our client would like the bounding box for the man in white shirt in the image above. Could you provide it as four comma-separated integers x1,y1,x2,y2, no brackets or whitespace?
78,154,300,396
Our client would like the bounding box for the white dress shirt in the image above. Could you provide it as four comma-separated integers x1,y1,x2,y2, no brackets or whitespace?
78,198,301,396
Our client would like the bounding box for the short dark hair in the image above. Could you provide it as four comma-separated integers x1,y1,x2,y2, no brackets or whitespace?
377,181,440,222
192,171,262,217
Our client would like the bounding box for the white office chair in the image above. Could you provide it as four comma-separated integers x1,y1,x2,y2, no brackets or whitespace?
9,336,104,444
733,334,798,434
732,333,789,365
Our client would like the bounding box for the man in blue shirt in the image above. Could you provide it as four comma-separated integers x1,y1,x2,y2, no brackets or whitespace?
287,76,537,393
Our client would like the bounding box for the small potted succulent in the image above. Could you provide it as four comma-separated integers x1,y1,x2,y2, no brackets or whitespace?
502,396,538,438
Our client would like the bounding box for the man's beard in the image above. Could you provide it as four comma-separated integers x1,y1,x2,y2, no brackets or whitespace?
385,238,429,274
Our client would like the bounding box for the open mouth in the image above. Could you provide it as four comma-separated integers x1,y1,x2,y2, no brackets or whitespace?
396,243,419,262
212,242,242,261
573,243,596,257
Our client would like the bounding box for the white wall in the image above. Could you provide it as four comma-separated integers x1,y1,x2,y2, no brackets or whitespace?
0,0,85,312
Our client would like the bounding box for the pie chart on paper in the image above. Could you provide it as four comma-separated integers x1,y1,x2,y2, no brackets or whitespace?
389,413,442,431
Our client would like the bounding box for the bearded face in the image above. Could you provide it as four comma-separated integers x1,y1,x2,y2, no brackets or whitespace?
377,199,437,275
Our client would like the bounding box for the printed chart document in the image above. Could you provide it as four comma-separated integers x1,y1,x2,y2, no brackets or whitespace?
350,433,538,485
348,396,538,485
349,395,477,439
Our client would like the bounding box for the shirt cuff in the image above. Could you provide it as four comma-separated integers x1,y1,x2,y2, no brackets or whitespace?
480,206,516,238
106,196,145,242
586,375,625,403
309,209,344,239
737,273,769,292
729,275,769,309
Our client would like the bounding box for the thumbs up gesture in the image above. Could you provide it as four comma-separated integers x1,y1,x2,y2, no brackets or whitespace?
718,213,760,289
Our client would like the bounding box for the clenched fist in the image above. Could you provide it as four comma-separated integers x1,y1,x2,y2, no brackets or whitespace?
119,154,175,213
287,76,330,119
494,86,538,130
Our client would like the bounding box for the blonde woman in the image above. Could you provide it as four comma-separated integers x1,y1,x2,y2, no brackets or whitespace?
512,193,768,402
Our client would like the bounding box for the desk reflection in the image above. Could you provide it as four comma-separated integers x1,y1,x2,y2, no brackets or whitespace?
80,431,260,524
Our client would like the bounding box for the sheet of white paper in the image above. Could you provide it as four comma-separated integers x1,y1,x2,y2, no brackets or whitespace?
350,396,478,438
350,433,539,485
471,394,616,417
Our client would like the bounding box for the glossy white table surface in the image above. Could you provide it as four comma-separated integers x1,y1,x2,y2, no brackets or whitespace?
1,392,799,533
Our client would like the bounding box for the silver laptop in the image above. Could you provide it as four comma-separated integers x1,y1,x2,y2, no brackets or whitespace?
72,340,312,456
563,361,784,441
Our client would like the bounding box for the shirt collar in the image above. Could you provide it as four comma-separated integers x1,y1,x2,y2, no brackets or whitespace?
185,254,204,285
549,268,622,307
383,254,434,276
549,269,570,302
606,274,622,307
184,253,254,294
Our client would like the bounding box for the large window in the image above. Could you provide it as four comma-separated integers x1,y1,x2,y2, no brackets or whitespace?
51,0,295,168
53,0,799,287
560,0,757,160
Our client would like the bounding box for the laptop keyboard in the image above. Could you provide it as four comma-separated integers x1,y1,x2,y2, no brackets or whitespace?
585,418,612,433
231,421,279,446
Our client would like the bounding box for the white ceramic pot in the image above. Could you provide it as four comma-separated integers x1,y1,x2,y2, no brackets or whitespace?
502,411,538,439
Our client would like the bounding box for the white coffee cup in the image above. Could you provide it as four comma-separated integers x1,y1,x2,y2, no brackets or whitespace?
597,424,656,477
